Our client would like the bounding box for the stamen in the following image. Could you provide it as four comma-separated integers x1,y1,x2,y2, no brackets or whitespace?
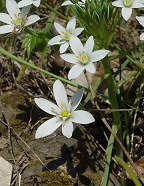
76,52,89,65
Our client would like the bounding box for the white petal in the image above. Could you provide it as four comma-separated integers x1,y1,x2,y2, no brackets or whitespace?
60,53,77,64
132,2,144,8
60,42,69,53
35,117,61,139
25,15,40,26
70,36,84,55
61,1,74,6
6,0,20,17
34,98,60,115
18,0,33,8
85,62,96,73
62,120,73,138
66,16,76,32
53,80,69,109
48,35,62,45
112,0,124,7
72,28,84,36
0,13,12,24
70,88,84,111
140,33,144,40
33,0,41,7
0,25,14,34
20,6,31,18
122,7,132,21
91,49,110,62
68,64,84,80
54,22,66,35
84,36,94,57
72,110,95,124
136,16,144,27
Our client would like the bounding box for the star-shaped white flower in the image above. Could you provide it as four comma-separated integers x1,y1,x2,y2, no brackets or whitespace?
60,36,110,80
112,0,144,21
62,0,86,6
18,0,41,8
48,16,84,53
35,80,95,139
0,0,40,34
136,16,144,40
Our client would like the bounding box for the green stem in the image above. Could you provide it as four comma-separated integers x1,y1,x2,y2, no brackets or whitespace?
16,64,27,82
0,47,80,88
101,58,122,186
115,157,142,186
42,2,69,21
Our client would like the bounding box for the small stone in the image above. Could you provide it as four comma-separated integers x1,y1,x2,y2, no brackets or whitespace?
0,156,13,186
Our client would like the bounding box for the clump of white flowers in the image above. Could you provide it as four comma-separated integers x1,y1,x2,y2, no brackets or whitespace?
60,36,110,80
48,16,84,53
34,80,95,138
0,0,40,34
112,0,144,21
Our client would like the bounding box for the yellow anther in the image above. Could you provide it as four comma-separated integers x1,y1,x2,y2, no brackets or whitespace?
61,110,69,117
61,30,71,40
77,52,89,64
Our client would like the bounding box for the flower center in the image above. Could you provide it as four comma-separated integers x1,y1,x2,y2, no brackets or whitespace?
15,18,22,25
77,52,89,65
123,0,132,7
61,110,69,117
61,30,71,41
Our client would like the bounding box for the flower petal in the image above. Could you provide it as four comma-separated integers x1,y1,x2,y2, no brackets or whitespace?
53,80,69,109
72,27,84,36
136,16,144,27
0,13,12,25
70,36,84,55
61,0,74,6
33,0,41,7
91,49,110,62
60,53,77,64
18,0,34,8
122,7,132,21
6,0,20,18
72,110,95,124
60,42,69,53
132,1,144,8
25,15,40,26
35,117,61,139
70,88,84,111
0,25,14,34
140,33,144,40
84,36,94,57
68,64,84,80
62,120,73,138
48,35,62,45
85,62,96,73
66,16,76,32
112,0,124,7
34,98,60,115
54,22,66,35
20,6,31,18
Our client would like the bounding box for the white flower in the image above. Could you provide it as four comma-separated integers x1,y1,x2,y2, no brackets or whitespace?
112,0,144,21
34,80,95,139
48,16,84,53
0,0,40,34
62,0,86,6
60,36,110,80
136,16,144,40
18,0,41,8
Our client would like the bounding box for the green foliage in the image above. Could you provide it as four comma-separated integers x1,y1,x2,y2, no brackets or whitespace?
71,0,117,48
22,30,47,59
